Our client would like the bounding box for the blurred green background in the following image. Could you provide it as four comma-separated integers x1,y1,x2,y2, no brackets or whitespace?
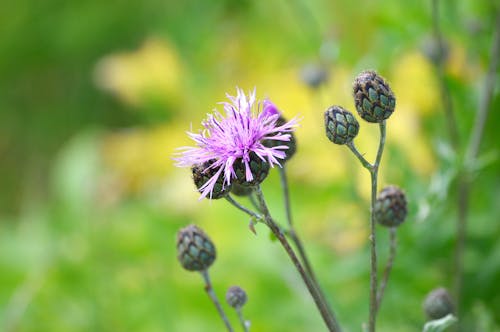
1,0,499,331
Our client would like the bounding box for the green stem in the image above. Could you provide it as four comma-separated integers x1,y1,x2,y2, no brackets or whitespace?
368,122,386,332
254,186,342,332
278,167,316,280
454,8,500,319
466,8,500,160
367,171,378,332
278,166,335,319
226,195,262,220
235,308,249,332
375,227,397,313
348,121,386,332
347,142,372,170
201,270,234,332
431,0,460,148
249,192,262,212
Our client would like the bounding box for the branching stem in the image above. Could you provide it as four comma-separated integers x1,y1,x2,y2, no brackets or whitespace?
254,185,342,332
226,195,262,220
347,142,372,169
347,121,386,332
279,166,335,320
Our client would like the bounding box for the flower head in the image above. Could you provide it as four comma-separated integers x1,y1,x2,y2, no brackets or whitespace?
176,224,216,271
226,285,248,309
175,88,297,199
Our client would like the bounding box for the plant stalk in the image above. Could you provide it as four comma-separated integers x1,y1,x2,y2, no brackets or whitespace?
431,0,460,148
201,270,234,332
376,227,397,313
347,122,386,332
454,8,500,318
254,185,341,332
278,166,336,320
226,195,262,220
235,308,249,332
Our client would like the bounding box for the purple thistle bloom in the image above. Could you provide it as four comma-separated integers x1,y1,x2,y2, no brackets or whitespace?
175,88,298,199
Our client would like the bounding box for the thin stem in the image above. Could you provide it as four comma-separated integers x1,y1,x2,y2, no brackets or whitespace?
346,123,386,331
374,122,386,170
454,8,500,318
466,8,500,162
254,186,342,332
249,192,262,212
278,167,316,283
347,142,372,170
431,0,460,147
226,195,262,220
201,270,234,332
279,166,294,229
368,122,386,332
368,170,378,332
279,166,335,319
376,227,397,313
235,308,250,332
453,179,469,318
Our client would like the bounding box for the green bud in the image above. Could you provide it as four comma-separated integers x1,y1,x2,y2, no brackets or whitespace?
353,70,396,123
324,105,360,145
176,224,216,272
374,185,408,227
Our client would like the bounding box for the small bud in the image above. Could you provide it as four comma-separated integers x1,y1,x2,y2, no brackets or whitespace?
353,70,396,123
420,36,449,66
263,116,297,162
176,224,216,271
233,152,270,187
192,160,231,199
226,286,248,309
324,105,359,145
374,185,407,227
423,287,454,320
300,63,328,89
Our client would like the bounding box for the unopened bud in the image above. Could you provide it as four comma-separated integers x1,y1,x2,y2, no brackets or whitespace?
374,185,408,227
353,70,396,123
176,224,216,272
423,287,454,320
226,286,248,309
324,105,359,145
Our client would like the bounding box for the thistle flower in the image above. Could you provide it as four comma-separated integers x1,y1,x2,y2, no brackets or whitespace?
263,115,297,162
192,160,231,199
175,88,298,199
